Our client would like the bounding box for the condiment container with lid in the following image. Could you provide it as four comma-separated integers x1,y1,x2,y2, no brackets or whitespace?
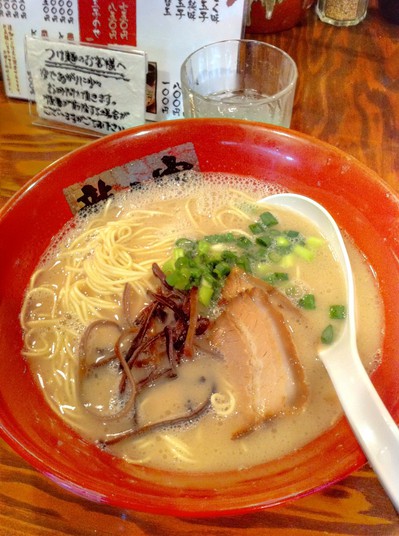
316,0,369,26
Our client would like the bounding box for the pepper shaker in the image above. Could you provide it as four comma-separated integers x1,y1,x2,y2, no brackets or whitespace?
316,0,369,26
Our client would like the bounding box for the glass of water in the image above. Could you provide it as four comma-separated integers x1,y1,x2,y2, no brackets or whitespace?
180,40,298,127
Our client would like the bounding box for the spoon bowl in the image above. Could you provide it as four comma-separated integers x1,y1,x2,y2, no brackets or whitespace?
263,193,399,512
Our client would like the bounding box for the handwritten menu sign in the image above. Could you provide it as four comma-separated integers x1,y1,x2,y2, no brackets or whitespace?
26,37,147,135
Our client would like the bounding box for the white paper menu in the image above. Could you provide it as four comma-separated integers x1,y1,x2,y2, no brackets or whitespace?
0,0,247,122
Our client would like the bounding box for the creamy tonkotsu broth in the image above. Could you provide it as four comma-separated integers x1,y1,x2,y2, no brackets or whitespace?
20,172,384,473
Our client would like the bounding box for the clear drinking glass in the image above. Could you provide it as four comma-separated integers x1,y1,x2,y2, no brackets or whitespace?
180,39,298,128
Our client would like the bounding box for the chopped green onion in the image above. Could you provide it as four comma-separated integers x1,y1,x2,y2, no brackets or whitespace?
264,272,289,285
162,212,323,309
249,222,264,234
285,285,299,298
166,271,190,290
197,240,210,254
205,232,235,244
213,261,231,278
175,256,190,269
276,235,290,248
236,255,251,273
255,262,271,276
207,248,223,262
269,228,281,237
255,235,272,248
268,250,281,263
306,236,325,249
221,251,239,265
260,211,278,227
293,244,315,262
279,253,295,268
175,238,195,249
199,279,213,307
173,247,185,261
236,236,252,249
286,230,299,238
321,324,334,344
299,293,316,310
162,258,175,275
202,271,217,286
254,245,269,259
329,305,346,319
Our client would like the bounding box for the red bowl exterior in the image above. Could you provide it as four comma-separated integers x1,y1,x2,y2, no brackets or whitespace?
246,0,315,34
0,118,398,516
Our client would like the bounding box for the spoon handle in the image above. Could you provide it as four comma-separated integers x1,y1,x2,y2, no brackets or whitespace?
321,350,399,513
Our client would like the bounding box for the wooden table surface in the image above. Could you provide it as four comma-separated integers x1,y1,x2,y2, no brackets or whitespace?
0,5,398,535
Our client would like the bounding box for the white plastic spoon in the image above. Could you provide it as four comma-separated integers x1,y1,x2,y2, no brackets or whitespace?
263,192,399,512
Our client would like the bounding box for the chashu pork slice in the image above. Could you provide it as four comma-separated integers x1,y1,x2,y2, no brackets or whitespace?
210,284,308,438
220,266,301,316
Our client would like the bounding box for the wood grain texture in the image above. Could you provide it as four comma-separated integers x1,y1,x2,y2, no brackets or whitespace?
255,7,399,191
0,101,90,210
0,435,398,535
0,6,399,535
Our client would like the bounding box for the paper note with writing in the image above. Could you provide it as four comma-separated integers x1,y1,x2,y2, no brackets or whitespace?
26,37,147,135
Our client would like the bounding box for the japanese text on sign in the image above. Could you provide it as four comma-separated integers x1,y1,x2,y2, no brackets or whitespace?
79,0,136,46
42,0,76,24
163,0,220,22
26,36,146,135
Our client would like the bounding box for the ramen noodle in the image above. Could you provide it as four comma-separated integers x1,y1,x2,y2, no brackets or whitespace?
20,172,384,472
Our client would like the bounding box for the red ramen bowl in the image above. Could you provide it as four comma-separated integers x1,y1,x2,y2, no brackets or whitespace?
0,119,398,516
